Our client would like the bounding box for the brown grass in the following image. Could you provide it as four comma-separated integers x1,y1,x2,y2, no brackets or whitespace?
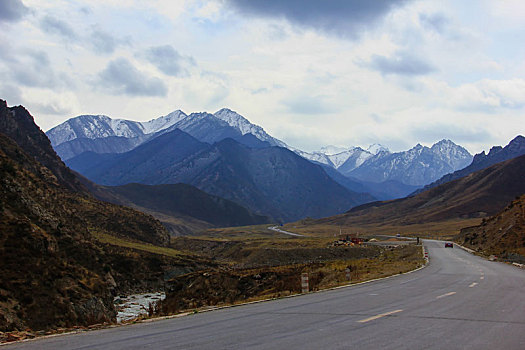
157,244,424,315
91,231,187,258
283,218,482,240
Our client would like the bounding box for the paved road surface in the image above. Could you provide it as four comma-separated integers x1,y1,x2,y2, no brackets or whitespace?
5,240,525,349
267,226,304,237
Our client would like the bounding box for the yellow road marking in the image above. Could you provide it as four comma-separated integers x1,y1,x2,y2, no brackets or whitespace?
357,309,403,323
436,291,456,299
469,282,478,288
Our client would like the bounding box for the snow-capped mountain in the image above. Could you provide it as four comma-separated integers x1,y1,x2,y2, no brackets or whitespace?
140,110,188,134
337,147,379,173
296,144,391,170
214,108,287,148
415,135,525,194
47,115,145,146
46,109,473,190
166,112,243,144
47,111,189,148
367,143,389,155
319,145,347,155
345,139,472,186
47,108,288,160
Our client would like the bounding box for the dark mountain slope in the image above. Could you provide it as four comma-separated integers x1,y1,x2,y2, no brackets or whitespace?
321,164,418,200
55,135,144,160
314,154,525,227
88,182,270,234
70,134,372,222
415,135,525,194
149,138,373,222
457,195,525,258
67,129,209,186
0,100,86,193
0,132,166,330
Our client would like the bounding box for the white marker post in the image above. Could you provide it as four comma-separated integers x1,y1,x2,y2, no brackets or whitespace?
301,272,309,293
345,268,351,282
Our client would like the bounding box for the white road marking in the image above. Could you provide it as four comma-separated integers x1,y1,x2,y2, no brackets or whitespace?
480,276,485,280
357,309,403,323
469,282,478,288
436,291,456,299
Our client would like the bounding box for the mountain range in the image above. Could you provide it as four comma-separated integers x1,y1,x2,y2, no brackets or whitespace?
47,108,284,161
414,135,525,194
292,144,387,170
47,108,473,200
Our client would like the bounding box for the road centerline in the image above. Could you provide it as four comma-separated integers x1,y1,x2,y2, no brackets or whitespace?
469,282,478,288
357,309,403,323
436,291,456,299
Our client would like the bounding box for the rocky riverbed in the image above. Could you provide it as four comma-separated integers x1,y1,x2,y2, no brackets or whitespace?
114,292,165,323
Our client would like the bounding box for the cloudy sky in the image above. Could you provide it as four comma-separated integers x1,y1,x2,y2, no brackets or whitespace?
1,0,525,153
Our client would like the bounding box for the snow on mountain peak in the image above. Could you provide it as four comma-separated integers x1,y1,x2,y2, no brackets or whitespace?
140,110,187,134
318,145,347,155
47,114,143,146
367,143,389,155
214,108,286,147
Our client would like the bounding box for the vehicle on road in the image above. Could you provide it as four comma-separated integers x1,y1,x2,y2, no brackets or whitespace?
445,242,453,248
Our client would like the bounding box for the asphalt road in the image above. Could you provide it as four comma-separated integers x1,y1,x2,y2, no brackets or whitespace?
5,240,525,349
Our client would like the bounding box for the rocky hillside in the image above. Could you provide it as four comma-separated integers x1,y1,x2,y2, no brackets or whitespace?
0,100,207,331
457,195,525,259
0,101,87,193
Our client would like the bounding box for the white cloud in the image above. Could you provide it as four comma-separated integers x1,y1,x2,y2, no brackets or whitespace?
1,0,524,155
97,58,168,97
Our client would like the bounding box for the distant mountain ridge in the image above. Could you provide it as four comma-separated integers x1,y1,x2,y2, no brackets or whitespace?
47,108,285,161
344,139,472,187
314,152,525,229
48,109,472,199
415,135,525,194
296,143,388,170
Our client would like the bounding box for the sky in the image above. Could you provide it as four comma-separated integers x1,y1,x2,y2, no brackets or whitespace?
1,0,525,154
